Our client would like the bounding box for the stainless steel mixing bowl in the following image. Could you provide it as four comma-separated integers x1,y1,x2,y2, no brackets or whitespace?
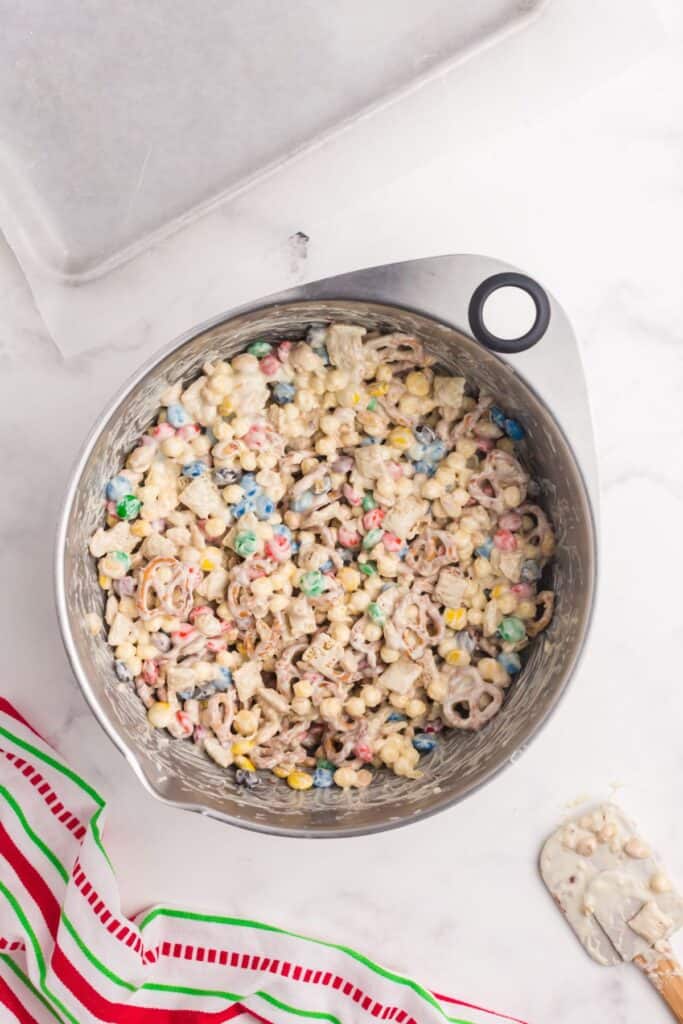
56,259,597,837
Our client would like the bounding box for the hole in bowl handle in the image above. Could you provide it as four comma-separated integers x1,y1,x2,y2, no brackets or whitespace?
468,272,551,354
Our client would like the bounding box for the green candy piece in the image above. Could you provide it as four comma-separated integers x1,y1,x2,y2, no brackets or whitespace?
116,494,141,521
113,550,131,570
247,339,273,358
363,527,384,550
361,493,376,512
367,602,385,625
300,570,324,597
234,530,258,557
359,561,377,576
317,758,335,771
498,616,526,643
366,397,378,412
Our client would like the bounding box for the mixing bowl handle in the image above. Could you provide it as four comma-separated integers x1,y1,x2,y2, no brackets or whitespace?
468,272,551,354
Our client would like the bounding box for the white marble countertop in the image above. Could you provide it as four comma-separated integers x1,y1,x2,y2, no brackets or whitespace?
1,1,682,1021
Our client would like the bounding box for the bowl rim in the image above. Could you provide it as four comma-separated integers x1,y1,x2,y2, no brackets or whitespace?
55,295,598,838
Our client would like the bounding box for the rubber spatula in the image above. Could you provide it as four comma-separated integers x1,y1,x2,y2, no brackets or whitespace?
540,803,683,1021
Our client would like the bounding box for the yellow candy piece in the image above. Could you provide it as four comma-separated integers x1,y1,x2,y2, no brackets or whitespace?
131,520,151,538
405,371,430,397
98,574,112,590
491,584,508,600
388,427,413,451
287,770,313,791
234,755,255,772
444,607,467,629
369,383,388,397
272,764,293,779
231,740,255,756
200,558,216,572
351,392,362,406
219,397,233,415
445,648,470,667
236,642,246,656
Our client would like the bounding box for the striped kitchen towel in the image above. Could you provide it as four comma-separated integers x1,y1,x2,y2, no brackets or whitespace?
0,700,527,1024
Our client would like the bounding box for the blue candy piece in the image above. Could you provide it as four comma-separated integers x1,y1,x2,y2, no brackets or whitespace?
232,498,254,519
177,687,196,701
454,629,476,655
475,537,494,558
235,769,260,788
424,439,446,463
106,475,132,502
254,494,275,520
319,559,333,573
313,767,334,788
498,651,522,675
114,660,132,682
182,460,207,478
504,417,525,441
399,545,409,560
413,423,436,446
413,459,437,477
312,344,330,366
213,467,242,486
290,540,300,555
205,427,218,445
167,403,191,428
412,734,437,754
291,490,313,513
240,473,260,498
360,436,379,446
273,524,293,542
213,667,233,691
195,683,217,700
272,381,296,405
520,559,541,583
490,405,507,429
387,712,406,723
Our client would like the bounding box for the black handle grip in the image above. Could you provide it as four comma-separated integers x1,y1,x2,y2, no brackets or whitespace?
468,272,551,354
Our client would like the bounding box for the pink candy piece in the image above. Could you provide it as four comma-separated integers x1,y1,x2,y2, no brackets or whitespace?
206,637,227,653
189,605,212,622
363,508,385,530
176,711,194,738
149,422,176,440
386,460,404,481
511,582,533,598
277,340,293,361
142,660,159,685
355,743,373,763
172,625,197,646
177,424,200,441
193,725,207,745
475,436,495,452
499,512,522,531
265,535,291,561
259,354,281,377
106,500,118,516
186,565,202,586
494,529,517,552
343,484,362,506
243,423,267,449
338,526,361,548
382,532,402,552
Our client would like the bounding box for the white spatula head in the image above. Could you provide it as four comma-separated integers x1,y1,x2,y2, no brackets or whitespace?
540,804,683,967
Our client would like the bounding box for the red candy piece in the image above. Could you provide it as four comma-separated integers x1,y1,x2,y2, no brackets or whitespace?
343,483,362,506
338,526,361,548
424,719,444,734
172,625,197,646
142,660,159,685
355,743,373,763
176,711,194,737
177,424,200,441
382,532,402,552
277,340,293,361
363,508,385,530
265,535,291,561
186,565,202,586
499,512,522,531
206,637,227,653
149,422,176,440
259,354,281,377
511,582,533,598
494,529,517,552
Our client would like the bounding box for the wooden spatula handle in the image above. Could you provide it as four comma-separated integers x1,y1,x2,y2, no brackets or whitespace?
636,955,683,1022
